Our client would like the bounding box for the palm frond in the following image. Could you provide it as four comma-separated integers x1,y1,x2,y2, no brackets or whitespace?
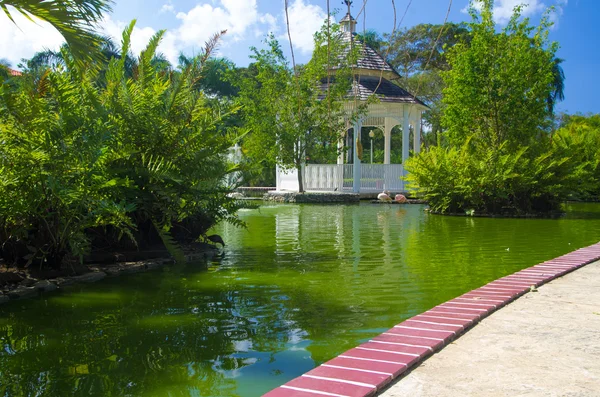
151,219,185,263
1,0,112,65
138,29,166,87
200,30,227,67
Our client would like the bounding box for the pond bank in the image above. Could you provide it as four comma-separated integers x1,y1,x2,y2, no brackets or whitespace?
265,191,360,203
264,191,426,203
426,208,564,218
0,247,219,305
263,242,600,397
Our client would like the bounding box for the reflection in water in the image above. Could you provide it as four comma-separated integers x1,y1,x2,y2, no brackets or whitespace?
1,203,600,396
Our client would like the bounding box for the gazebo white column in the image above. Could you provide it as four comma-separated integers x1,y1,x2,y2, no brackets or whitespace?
413,112,422,154
352,118,363,193
402,105,410,165
384,117,393,164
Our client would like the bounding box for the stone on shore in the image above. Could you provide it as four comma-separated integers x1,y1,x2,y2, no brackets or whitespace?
71,272,107,283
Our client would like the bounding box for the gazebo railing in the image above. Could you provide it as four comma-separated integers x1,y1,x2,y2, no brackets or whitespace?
303,164,348,191
304,164,404,192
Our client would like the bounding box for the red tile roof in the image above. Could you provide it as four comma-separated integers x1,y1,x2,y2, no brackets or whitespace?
7,68,22,76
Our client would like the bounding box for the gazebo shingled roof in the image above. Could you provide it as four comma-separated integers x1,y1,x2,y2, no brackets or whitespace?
339,31,398,77
351,76,427,106
327,12,427,107
339,12,356,24
318,76,427,107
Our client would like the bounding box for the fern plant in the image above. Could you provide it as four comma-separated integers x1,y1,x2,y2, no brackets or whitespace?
0,21,244,269
405,134,595,215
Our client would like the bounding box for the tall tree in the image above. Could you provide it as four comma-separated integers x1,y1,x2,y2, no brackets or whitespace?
405,0,581,215
442,0,557,150
382,23,469,142
0,0,112,63
235,23,356,192
383,23,469,77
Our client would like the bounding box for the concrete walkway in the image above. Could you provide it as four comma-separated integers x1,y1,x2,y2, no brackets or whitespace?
379,261,600,397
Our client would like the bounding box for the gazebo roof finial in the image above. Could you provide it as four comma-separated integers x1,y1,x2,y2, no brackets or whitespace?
340,0,356,33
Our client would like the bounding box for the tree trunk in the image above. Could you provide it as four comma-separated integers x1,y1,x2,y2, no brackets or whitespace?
346,129,353,164
297,163,304,193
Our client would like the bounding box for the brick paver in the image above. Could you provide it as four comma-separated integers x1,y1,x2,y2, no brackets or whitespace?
263,243,600,397
380,260,600,396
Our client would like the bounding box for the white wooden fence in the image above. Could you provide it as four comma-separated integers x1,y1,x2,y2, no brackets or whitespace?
303,164,404,192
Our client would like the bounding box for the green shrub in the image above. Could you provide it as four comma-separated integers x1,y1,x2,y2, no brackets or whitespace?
0,22,242,269
552,117,600,200
405,136,593,214
404,1,590,215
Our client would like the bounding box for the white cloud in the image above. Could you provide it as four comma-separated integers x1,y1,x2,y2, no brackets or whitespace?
158,32,180,63
160,2,175,14
0,10,64,67
465,0,566,25
259,13,279,35
495,0,545,23
99,16,158,56
163,0,276,62
253,13,278,39
97,0,268,65
221,0,260,36
0,1,318,69
175,0,260,46
174,5,229,46
0,11,167,68
549,0,568,27
283,0,327,55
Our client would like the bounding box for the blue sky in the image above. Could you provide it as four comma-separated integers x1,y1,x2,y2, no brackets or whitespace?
1,0,598,114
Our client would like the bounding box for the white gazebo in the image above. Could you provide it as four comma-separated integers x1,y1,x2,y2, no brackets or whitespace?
276,12,428,194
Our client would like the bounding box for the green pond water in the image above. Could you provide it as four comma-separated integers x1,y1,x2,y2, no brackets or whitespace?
1,202,600,396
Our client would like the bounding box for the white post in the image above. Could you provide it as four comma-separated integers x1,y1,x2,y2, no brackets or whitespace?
384,117,392,164
414,111,422,154
352,118,362,193
402,105,410,165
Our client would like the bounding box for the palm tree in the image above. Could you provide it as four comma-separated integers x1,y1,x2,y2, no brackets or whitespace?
356,29,383,52
28,49,64,70
0,0,112,63
150,53,173,75
547,57,565,115
28,35,129,68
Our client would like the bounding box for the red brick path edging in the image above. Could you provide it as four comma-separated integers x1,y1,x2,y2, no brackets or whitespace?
263,242,600,397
